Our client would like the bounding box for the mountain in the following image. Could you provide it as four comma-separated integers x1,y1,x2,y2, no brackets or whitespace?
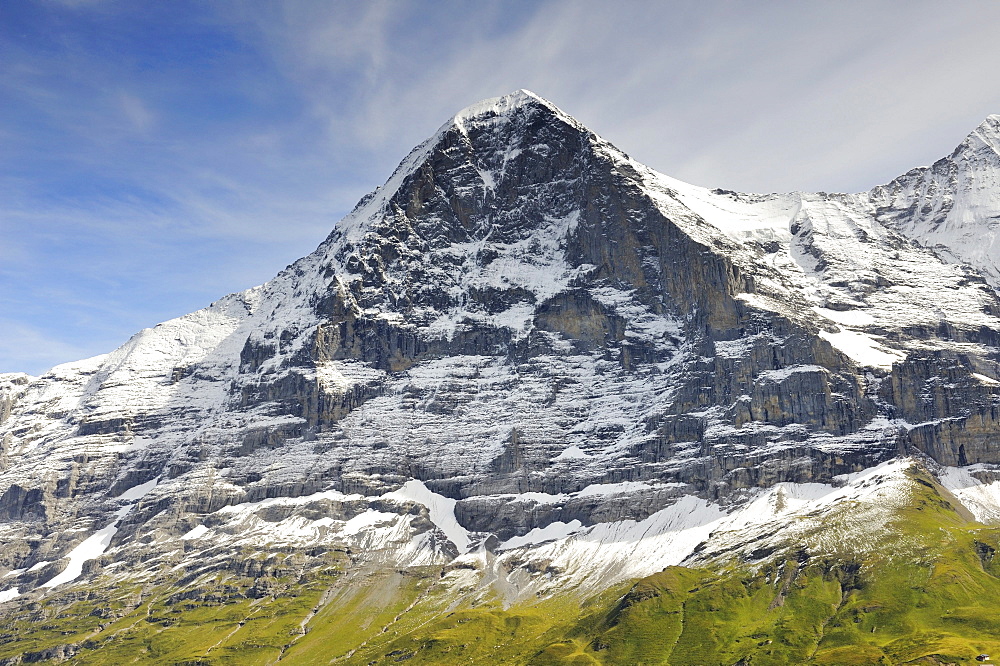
2,90,1000,664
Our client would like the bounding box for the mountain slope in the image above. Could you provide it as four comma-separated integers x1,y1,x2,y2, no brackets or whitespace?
3,90,1000,664
1,459,999,665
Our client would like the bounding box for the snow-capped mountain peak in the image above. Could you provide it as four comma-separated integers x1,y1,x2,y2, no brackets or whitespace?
970,113,1000,154
451,89,558,126
867,114,1000,286
4,94,1000,624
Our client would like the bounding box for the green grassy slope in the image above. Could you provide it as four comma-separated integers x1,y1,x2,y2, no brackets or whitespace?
3,466,1000,665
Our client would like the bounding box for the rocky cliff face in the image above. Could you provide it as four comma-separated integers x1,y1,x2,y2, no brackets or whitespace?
2,91,1000,611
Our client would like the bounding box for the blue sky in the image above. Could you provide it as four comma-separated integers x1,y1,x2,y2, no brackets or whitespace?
3,0,1000,375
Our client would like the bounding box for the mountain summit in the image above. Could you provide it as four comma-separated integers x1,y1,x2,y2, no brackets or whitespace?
869,113,1000,285
3,93,1000,664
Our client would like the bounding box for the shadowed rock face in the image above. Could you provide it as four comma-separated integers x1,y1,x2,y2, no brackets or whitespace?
2,92,1000,594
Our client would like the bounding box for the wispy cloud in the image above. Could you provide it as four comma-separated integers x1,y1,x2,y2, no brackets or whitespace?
232,0,1000,193
2,0,1000,374
118,91,156,133
0,319,103,376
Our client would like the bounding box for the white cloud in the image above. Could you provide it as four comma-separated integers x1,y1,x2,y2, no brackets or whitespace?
234,0,1000,193
0,319,97,376
118,92,155,133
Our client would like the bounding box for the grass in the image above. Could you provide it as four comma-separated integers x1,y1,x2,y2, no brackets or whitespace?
3,465,1000,665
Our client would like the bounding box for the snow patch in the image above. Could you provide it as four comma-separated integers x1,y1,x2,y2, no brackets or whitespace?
938,466,1000,523
216,489,365,519
181,525,210,540
757,365,827,382
499,458,917,593
813,307,876,326
499,520,584,550
384,480,471,553
510,495,726,588
577,481,680,497
506,491,568,504
819,329,904,369
41,479,158,589
340,510,398,536
116,478,158,501
662,178,799,243
553,445,590,460
41,520,122,589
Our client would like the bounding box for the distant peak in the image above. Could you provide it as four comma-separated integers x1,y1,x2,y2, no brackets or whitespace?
970,114,1000,154
975,114,1000,132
